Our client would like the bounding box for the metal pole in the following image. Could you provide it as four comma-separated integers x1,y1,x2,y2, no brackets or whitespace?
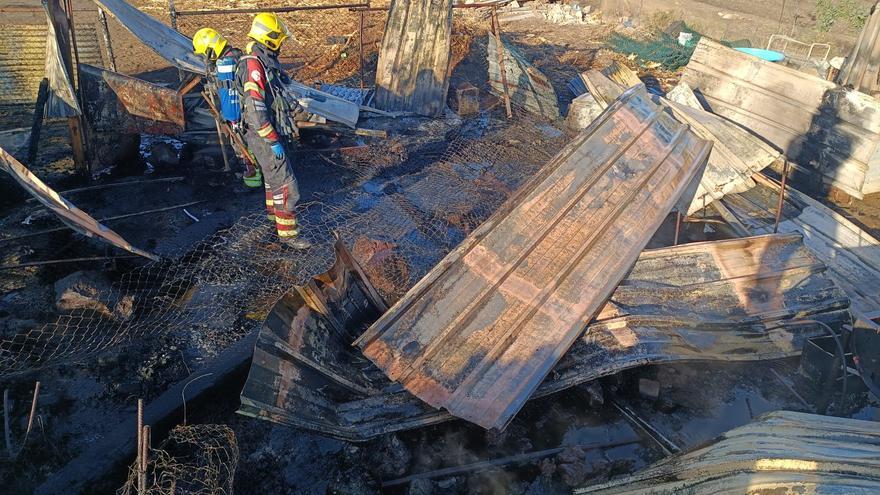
673,211,682,245
97,8,117,72
167,0,178,31
175,2,369,16
359,10,365,90
136,399,144,494
773,160,789,233
140,425,150,492
214,118,232,172
492,6,512,118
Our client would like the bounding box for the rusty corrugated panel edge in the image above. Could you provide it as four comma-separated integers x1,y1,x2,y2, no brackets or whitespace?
575,410,880,494
237,233,849,441
80,64,185,134
0,146,160,261
353,85,712,431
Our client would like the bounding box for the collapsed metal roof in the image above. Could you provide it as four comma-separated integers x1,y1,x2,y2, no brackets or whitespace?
238,233,849,441
575,410,880,494
353,85,711,430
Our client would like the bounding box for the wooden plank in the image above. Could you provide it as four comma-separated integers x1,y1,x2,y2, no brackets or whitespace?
239,234,848,441
373,0,454,117
682,37,880,199
354,85,710,430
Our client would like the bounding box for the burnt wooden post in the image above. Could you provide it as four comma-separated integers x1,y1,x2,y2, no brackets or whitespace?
358,10,365,89
673,211,682,245
57,0,90,177
97,8,117,71
28,79,51,165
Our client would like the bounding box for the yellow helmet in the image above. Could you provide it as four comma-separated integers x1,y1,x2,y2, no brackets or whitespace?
192,27,227,59
248,13,290,52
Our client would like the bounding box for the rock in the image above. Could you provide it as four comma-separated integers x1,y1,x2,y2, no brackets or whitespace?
407,478,434,495
0,316,36,338
565,93,603,131
327,467,378,494
580,380,604,408
374,434,412,478
54,271,133,321
148,140,181,167
638,378,660,401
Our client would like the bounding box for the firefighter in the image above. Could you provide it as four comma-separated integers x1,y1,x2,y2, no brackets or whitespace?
236,13,310,249
192,28,263,190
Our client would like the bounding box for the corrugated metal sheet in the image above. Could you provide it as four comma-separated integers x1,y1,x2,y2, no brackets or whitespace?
488,35,559,119
0,146,159,260
582,69,779,216
93,0,203,74
575,410,880,494
682,37,880,199
238,233,848,441
720,173,880,322
353,85,711,431
0,23,103,105
373,0,453,117
79,63,184,134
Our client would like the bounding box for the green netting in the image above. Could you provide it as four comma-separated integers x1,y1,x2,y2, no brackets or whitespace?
606,20,742,71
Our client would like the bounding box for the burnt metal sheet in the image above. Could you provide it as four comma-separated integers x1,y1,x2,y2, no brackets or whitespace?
92,0,204,74
582,68,779,215
682,37,880,198
238,233,849,441
0,23,103,106
575,410,880,494
0,146,159,261
374,0,454,117
353,85,710,431
488,35,559,119
353,85,710,430
80,63,184,135
720,173,880,322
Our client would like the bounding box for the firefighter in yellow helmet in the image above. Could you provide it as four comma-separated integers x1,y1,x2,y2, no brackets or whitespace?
192,28,264,189
236,13,310,249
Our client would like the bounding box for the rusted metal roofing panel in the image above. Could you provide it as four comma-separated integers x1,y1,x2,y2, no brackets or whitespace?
720,173,880,322
0,146,159,261
0,23,103,106
239,234,848,441
488,36,559,119
79,64,184,134
373,0,453,117
352,85,711,431
582,69,779,216
575,410,880,494
682,37,880,199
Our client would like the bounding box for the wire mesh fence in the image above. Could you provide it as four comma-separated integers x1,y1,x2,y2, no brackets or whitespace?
118,424,239,495
0,98,567,376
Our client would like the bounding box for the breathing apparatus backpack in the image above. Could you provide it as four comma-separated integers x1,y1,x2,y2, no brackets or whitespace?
215,53,242,124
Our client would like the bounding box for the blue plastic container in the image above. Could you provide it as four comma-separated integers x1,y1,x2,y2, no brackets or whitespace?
734,47,785,62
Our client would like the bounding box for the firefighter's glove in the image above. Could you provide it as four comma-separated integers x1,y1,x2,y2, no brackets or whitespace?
270,142,285,159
